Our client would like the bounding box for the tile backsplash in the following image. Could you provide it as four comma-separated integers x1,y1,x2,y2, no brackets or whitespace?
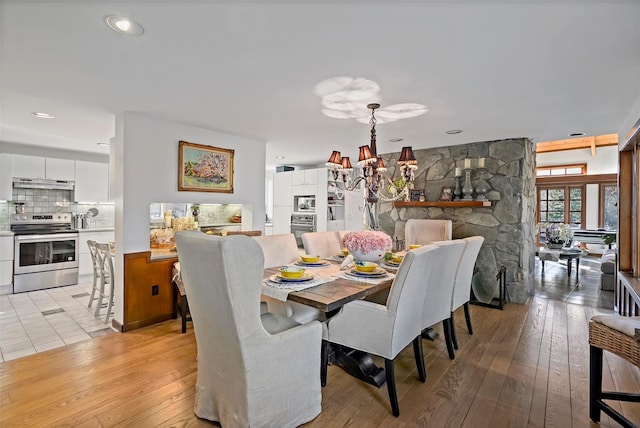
0,187,115,230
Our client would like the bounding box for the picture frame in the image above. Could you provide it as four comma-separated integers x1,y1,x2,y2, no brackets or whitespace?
439,187,454,201
178,140,234,193
410,189,424,202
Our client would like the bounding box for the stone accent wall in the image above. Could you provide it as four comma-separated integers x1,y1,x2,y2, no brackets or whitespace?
377,138,537,303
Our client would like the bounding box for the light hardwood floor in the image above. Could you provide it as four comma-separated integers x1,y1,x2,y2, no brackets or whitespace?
1,296,639,427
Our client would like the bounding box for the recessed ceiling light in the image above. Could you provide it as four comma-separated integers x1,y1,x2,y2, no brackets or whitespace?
568,132,585,137
105,16,144,36
389,138,403,143
97,142,110,147
446,129,462,135
32,112,54,119
275,156,285,159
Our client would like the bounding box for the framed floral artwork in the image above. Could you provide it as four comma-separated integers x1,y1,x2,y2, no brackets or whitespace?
178,140,234,193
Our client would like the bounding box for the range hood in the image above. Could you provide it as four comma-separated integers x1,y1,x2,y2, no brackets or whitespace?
12,177,74,190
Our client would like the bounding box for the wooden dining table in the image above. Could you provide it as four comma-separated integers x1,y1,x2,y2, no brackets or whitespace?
262,262,394,313
262,261,395,387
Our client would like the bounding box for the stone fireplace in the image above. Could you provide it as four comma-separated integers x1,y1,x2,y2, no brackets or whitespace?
377,138,536,303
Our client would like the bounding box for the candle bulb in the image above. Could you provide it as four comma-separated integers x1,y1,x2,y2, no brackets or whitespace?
455,167,462,177
478,157,485,168
464,158,471,169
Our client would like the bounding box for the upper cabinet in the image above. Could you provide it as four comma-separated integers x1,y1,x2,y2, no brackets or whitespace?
74,161,109,202
292,169,318,186
45,158,75,181
12,154,45,178
0,154,12,200
10,155,75,181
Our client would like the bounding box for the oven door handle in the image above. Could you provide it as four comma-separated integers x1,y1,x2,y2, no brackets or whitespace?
15,233,79,241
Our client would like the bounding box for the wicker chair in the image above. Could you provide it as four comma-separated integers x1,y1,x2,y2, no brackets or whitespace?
589,315,640,427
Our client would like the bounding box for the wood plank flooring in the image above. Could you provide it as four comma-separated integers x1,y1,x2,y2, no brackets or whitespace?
1,296,639,427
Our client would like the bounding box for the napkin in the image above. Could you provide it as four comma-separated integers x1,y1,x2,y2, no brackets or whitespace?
340,254,354,270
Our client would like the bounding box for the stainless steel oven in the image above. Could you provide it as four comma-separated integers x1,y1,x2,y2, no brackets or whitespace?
11,213,79,293
290,213,316,247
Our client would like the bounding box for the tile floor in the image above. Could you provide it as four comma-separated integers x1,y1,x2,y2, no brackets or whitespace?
0,275,115,362
0,254,611,363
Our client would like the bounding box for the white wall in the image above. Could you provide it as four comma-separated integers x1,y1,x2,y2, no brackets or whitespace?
536,145,618,174
111,112,266,324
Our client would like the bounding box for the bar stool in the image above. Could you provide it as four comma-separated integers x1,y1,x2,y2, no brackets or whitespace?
92,242,115,323
589,315,640,427
87,240,102,312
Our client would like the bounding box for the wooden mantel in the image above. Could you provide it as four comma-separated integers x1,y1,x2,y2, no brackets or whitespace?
394,200,492,208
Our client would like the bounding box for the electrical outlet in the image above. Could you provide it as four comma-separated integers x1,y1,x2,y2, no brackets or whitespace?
152,285,159,296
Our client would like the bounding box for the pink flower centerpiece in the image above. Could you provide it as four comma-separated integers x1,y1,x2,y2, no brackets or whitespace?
341,230,393,263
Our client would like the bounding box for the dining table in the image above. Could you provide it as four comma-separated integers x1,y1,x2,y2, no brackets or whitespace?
262,258,397,387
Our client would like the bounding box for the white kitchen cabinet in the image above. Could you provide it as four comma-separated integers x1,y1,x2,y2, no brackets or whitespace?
292,169,319,196
12,154,46,179
273,171,292,206
0,154,12,201
292,169,318,186
45,158,75,181
75,161,109,202
273,206,292,235
78,230,114,275
0,235,14,290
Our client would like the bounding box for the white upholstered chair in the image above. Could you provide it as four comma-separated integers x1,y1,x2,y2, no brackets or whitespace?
302,231,342,258
253,233,323,323
425,239,467,360
449,236,484,354
175,231,322,427
405,219,452,247
323,244,447,416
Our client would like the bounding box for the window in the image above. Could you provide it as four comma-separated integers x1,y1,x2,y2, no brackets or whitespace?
536,163,586,177
537,185,585,228
600,183,618,230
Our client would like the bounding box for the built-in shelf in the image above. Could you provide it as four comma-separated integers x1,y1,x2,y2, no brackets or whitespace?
394,200,492,208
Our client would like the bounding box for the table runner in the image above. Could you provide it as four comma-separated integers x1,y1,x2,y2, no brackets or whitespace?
262,276,335,302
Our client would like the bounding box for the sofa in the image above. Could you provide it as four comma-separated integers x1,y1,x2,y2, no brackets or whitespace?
600,249,617,291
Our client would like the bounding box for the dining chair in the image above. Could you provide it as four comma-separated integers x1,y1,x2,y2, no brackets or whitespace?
425,239,467,360
449,236,484,355
404,219,452,247
175,231,322,427
302,231,342,258
253,233,323,323
171,262,191,333
323,244,447,416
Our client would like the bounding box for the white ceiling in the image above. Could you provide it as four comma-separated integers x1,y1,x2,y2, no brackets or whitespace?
2,1,639,169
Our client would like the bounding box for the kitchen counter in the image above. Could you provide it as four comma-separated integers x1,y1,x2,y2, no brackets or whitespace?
0,231,14,237
150,249,178,261
76,227,115,233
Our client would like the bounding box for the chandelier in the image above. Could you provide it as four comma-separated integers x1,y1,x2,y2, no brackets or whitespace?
326,103,418,206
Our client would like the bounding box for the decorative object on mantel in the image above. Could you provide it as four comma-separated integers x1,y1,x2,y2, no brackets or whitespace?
537,222,573,249
461,158,474,200
475,158,489,201
453,167,463,201
439,187,454,201
178,140,234,193
341,230,392,263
